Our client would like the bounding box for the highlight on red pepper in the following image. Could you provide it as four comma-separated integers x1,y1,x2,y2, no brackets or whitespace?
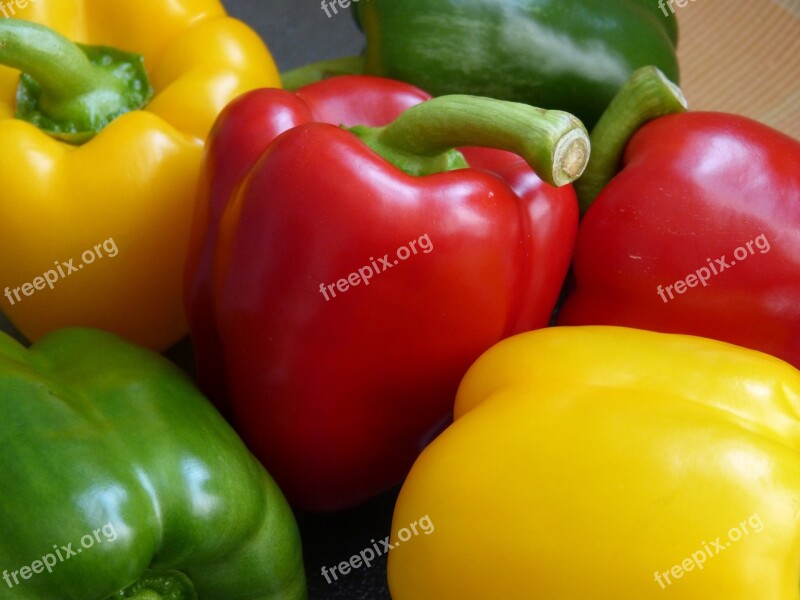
0,2,280,351
558,66,800,369
184,75,589,510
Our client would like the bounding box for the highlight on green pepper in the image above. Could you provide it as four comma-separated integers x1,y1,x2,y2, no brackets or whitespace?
0,327,307,600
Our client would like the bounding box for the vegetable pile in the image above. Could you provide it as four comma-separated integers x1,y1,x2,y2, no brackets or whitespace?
0,1,797,598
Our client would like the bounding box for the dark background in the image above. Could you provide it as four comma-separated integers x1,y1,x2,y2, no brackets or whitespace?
225,0,365,72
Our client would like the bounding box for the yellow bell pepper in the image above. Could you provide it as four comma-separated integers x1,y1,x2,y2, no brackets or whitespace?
389,326,800,599
0,0,280,350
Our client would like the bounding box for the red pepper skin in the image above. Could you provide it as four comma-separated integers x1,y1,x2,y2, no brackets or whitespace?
184,76,430,409
184,76,578,510
559,112,800,366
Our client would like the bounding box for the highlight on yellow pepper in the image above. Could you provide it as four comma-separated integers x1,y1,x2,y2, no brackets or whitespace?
0,0,280,351
389,326,800,599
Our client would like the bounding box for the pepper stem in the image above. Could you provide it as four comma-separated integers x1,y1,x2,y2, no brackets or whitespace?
280,55,365,90
575,66,688,214
103,569,196,600
0,19,153,143
350,95,590,186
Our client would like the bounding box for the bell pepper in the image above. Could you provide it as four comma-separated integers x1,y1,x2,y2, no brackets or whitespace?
283,0,680,129
0,327,306,600
184,75,589,510
389,326,800,599
557,67,800,368
0,1,280,351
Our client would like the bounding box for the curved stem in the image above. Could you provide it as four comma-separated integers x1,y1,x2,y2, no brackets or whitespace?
104,570,196,600
576,66,688,214
280,55,365,90
0,19,152,143
354,95,589,186
127,592,162,600
0,19,110,100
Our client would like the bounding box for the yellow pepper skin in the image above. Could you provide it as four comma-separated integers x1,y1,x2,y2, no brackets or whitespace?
389,326,800,599
0,1,280,350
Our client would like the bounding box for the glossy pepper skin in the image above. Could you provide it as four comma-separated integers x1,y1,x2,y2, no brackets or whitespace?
0,1,280,351
389,326,800,599
291,0,678,129
0,327,306,600
184,75,584,510
559,112,800,367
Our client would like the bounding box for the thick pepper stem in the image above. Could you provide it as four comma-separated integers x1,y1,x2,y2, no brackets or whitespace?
0,19,153,142
350,95,590,186
105,569,196,600
281,55,365,90
576,66,688,215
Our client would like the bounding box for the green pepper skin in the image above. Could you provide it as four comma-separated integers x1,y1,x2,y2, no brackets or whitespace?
356,0,679,129
0,328,306,600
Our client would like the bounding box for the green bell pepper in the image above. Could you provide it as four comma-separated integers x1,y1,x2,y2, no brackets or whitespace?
284,0,679,129
0,328,306,600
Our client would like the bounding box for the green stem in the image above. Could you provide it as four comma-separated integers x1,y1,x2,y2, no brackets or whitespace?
104,570,196,600
0,19,153,143
127,593,162,600
280,55,365,90
350,95,590,186
0,20,104,100
575,66,688,215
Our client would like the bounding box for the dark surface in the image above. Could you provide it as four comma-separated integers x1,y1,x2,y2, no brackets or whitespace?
0,3,393,599
296,488,399,600
223,0,365,71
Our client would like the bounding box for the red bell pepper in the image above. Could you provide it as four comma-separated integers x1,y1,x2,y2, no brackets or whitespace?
559,67,800,368
184,75,588,510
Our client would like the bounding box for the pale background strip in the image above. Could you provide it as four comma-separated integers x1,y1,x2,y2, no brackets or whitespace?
676,0,800,139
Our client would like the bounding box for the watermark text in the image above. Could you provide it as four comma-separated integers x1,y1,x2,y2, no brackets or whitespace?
3,522,118,589
4,237,119,307
1,0,39,19
656,233,770,304
654,513,763,588
319,233,433,301
321,515,434,584
321,0,371,19
658,0,701,17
